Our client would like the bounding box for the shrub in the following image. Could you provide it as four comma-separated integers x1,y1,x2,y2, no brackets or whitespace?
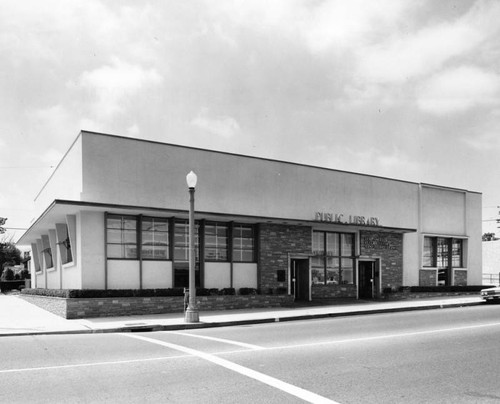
220,288,235,296
408,285,489,293
196,288,211,296
20,269,30,280
239,287,258,295
21,288,186,298
2,268,14,281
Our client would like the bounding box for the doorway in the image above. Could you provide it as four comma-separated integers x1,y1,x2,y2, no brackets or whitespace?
291,258,310,301
358,260,380,299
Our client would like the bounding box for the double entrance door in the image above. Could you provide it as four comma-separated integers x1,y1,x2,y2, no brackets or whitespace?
358,260,380,299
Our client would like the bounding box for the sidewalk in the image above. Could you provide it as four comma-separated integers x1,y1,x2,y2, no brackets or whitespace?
0,292,485,337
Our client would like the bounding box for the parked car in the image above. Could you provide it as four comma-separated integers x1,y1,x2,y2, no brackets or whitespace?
480,285,500,301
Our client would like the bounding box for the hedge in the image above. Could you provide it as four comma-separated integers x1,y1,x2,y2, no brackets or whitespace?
20,287,239,298
399,285,492,293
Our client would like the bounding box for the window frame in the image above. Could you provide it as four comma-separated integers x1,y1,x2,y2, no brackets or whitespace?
204,221,229,262
106,214,139,260
423,236,464,269
141,216,170,261
232,224,256,263
312,231,355,285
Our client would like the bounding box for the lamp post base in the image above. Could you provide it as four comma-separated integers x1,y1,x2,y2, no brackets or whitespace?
184,307,200,323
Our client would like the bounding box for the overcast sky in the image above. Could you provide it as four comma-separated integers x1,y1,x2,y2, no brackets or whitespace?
1,0,500,242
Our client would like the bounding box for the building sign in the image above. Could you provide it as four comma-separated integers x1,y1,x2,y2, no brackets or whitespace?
315,212,380,226
361,232,398,250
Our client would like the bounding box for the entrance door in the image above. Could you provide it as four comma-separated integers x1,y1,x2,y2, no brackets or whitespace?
358,261,374,299
291,259,310,301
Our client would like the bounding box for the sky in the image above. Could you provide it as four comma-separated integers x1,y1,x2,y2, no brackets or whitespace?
1,0,500,243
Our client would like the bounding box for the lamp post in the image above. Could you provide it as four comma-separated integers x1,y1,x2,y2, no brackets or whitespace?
185,170,199,323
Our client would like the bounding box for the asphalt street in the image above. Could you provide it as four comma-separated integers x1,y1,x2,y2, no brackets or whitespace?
1,303,500,403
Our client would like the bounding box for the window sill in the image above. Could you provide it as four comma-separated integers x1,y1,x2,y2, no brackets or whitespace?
62,262,76,270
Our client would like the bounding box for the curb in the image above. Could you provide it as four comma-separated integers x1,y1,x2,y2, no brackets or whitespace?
0,299,483,337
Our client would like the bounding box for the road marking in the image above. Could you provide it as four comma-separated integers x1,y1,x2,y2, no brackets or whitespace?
0,355,189,374
123,333,340,404
278,321,500,351
4,321,499,379
171,331,264,350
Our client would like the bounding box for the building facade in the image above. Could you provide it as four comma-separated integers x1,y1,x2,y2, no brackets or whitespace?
17,131,483,300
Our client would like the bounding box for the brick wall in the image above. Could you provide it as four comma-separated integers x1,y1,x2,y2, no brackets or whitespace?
454,270,468,286
258,224,311,292
360,231,403,289
419,269,437,286
312,284,357,299
20,294,294,319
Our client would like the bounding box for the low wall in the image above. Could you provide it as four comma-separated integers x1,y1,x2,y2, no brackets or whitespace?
312,284,357,299
384,291,480,300
20,294,294,319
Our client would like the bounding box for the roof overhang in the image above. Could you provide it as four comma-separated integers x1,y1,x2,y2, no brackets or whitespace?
17,199,417,246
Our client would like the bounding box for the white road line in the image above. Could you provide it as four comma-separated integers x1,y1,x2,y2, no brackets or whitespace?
171,331,264,350
123,333,340,404
279,321,500,351
0,355,188,374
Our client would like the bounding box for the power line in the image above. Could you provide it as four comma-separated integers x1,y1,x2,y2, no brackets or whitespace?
0,166,54,169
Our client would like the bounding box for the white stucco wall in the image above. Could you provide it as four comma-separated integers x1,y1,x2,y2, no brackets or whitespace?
62,264,81,289
80,132,419,230
35,272,45,288
80,211,106,289
142,261,172,289
107,260,140,289
402,233,420,286
204,263,231,289
421,186,466,235
233,263,258,289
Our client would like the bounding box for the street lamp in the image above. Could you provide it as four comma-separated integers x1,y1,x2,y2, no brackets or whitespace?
185,170,199,323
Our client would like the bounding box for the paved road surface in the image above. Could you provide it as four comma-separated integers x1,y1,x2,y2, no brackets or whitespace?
2,303,500,403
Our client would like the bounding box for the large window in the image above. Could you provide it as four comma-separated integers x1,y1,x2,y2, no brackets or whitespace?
174,220,200,287
142,217,169,260
233,224,255,262
423,236,464,286
106,215,138,259
312,231,355,285
105,214,258,287
205,222,228,261
174,220,200,262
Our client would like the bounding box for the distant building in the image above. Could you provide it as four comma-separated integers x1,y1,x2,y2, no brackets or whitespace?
17,131,482,300
482,240,500,285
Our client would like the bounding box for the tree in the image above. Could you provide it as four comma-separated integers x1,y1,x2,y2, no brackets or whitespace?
0,240,22,278
482,232,498,241
0,217,7,234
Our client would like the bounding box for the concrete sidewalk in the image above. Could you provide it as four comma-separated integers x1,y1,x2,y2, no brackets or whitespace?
0,292,485,337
